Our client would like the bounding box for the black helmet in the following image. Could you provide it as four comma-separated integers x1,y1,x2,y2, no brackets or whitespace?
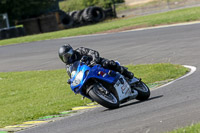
58,44,74,64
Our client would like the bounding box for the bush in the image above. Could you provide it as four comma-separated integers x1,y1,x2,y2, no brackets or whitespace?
59,0,86,12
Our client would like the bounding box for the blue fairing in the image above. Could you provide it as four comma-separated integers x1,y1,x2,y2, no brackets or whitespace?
69,61,120,97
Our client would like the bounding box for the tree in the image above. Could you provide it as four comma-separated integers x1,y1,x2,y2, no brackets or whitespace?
0,0,58,25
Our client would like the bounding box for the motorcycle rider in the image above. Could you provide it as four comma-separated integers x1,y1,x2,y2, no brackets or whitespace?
58,44,134,80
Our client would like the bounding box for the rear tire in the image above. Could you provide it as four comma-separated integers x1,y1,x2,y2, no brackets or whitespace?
88,83,119,109
133,81,150,101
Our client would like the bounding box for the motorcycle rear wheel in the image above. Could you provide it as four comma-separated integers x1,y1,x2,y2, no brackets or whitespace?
88,83,119,109
133,81,150,101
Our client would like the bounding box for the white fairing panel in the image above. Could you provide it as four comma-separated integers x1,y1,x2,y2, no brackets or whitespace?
114,75,132,101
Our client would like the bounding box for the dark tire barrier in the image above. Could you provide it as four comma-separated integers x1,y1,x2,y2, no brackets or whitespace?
82,6,105,23
82,7,93,23
69,11,78,26
72,9,84,25
69,11,78,18
58,10,73,28
61,14,73,28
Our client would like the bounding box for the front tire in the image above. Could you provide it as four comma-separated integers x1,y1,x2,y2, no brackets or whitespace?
88,83,119,109
133,81,150,101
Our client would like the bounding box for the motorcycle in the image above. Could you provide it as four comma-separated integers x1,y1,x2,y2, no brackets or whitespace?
67,59,150,109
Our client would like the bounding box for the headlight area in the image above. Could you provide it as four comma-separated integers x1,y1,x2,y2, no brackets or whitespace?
72,71,84,86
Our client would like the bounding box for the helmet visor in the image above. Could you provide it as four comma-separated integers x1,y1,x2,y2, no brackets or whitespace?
63,49,74,64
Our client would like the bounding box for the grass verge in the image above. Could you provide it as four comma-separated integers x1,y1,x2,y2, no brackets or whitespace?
167,123,200,133
1,6,200,46
0,63,188,128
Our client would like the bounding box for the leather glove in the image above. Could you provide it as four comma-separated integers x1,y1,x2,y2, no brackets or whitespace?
80,56,88,63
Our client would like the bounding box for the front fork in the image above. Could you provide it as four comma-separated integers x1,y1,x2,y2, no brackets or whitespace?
127,77,141,100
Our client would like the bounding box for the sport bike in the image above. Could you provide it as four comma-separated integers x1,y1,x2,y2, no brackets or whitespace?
67,59,150,109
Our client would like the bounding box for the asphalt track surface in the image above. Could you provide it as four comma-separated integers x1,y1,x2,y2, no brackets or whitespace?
1,22,200,133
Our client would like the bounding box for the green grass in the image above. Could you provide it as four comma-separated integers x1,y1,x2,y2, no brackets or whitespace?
168,123,200,133
59,0,85,12
127,63,188,84
1,6,200,46
0,63,188,128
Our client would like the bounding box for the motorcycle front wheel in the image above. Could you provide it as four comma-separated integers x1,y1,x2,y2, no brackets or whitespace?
88,83,119,109
133,81,150,101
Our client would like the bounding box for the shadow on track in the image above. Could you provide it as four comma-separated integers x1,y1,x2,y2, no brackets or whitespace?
120,95,164,108
102,95,163,112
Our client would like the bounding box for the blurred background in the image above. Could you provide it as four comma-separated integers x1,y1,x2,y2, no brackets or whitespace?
1,0,200,40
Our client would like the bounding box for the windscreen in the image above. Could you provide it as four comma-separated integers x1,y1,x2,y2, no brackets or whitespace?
67,61,80,77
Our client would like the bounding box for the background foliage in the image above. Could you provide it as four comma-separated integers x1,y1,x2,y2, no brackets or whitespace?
0,0,58,25
60,0,124,12
0,0,124,25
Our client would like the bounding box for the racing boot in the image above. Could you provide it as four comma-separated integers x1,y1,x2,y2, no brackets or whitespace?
104,60,134,79
118,66,134,79
122,68,134,79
